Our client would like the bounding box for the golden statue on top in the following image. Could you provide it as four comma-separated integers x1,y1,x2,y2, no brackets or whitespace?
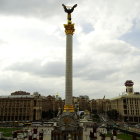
62,4,77,24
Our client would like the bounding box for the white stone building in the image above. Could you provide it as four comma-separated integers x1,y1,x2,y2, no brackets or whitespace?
111,80,140,123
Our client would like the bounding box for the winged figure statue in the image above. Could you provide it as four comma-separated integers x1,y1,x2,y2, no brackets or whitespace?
62,4,77,14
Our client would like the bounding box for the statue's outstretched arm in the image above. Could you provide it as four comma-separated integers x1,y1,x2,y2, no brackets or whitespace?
70,4,77,13
73,4,78,9
62,4,68,13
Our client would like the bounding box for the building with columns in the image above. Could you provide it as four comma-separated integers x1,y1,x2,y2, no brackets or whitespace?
110,80,140,123
0,91,64,122
0,91,42,121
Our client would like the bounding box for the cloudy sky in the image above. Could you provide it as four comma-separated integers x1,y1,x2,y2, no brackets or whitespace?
0,0,140,99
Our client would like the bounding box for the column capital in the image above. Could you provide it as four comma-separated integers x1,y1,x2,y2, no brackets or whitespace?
64,24,75,35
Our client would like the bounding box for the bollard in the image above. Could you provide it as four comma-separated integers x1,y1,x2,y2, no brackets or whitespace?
33,128,38,140
39,130,43,140
111,135,113,140
112,129,117,140
23,131,28,139
93,127,97,138
132,135,137,140
0,132,3,139
100,133,105,140
13,131,17,140
28,130,32,140
89,131,94,139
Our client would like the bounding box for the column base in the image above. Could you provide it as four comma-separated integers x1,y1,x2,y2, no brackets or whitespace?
63,104,74,112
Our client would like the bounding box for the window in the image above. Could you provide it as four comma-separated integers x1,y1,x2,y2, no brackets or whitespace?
123,105,127,109
123,99,126,103
124,110,127,114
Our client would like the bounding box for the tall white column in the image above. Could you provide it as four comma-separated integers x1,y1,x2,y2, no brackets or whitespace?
65,34,73,105
63,23,75,112
62,4,77,112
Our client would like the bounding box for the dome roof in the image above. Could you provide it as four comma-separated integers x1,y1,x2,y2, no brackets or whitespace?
125,80,134,86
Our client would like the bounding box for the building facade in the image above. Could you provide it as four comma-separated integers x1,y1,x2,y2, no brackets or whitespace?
110,80,140,123
78,95,90,111
95,99,111,114
42,95,64,120
0,91,42,121
0,91,64,122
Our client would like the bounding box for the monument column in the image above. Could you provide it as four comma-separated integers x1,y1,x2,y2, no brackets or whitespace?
64,24,74,112
62,4,77,112
66,33,73,105
52,6,83,140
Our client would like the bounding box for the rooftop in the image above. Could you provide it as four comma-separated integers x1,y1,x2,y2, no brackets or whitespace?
111,92,140,100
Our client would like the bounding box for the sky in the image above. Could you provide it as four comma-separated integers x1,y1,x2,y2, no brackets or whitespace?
0,0,140,99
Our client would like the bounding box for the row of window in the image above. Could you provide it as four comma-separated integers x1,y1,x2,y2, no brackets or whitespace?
0,116,30,121
123,105,140,109
0,111,31,115
0,108,31,111
0,110,31,114
124,110,140,115
123,98,140,104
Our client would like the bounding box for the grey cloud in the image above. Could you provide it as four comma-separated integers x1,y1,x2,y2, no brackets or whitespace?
0,39,7,45
75,65,118,81
5,46,140,92
7,58,117,81
81,22,94,34
6,60,65,77
92,40,134,56
0,0,66,17
121,57,140,74
120,29,140,48
73,57,119,81
86,69,117,80
0,75,53,96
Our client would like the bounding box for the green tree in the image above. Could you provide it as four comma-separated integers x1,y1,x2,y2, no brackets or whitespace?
107,109,119,121
42,110,58,120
